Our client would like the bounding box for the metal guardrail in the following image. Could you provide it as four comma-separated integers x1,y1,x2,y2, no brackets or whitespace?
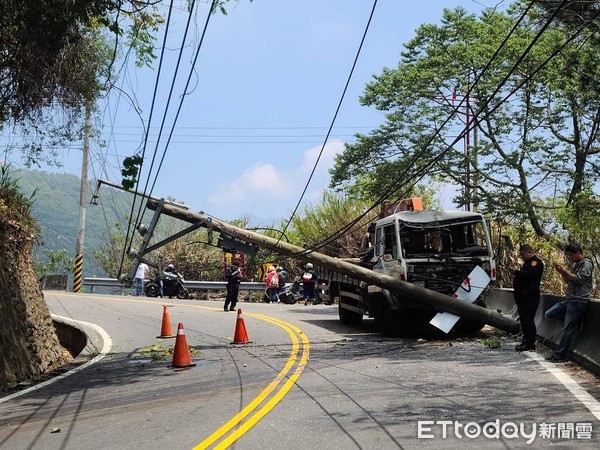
83,277,122,288
83,277,266,293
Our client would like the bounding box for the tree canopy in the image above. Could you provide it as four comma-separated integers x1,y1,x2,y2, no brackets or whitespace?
0,0,163,166
329,2,600,242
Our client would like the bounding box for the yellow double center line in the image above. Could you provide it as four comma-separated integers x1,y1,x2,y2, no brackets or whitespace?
53,294,310,448
195,311,310,449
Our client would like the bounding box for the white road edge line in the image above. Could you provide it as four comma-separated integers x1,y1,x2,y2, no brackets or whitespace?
526,352,600,421
0,317,112,404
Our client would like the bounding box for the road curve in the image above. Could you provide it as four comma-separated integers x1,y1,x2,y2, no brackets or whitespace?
1,292,599,449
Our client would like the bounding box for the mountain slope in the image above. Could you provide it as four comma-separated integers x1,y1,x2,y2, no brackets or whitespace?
15,169,131,278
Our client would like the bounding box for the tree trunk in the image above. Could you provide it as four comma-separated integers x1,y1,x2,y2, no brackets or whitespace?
0,215,65,390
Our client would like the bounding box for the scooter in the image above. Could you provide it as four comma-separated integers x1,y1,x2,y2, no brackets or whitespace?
145,272,189,299
263,277,302,304
281,278,302,304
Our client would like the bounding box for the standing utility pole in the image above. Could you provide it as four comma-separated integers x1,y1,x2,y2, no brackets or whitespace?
464,88,471,212
73,104,91,292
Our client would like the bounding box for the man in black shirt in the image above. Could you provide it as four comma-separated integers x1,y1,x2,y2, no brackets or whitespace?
224,264,242,311
513,244,544,351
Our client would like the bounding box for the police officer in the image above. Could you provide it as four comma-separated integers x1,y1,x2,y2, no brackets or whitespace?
224,263,242,311
513,244,544,351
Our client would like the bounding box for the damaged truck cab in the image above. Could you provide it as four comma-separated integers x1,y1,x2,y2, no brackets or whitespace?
373,209,496,292
327,201,497,336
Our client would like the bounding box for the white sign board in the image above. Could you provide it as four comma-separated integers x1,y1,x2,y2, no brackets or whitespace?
429,265,491,333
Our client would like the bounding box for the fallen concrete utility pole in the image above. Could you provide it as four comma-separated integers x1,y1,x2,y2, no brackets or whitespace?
146,198,520,334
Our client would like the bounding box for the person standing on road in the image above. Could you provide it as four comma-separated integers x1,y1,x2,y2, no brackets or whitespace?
513,244,544,352
545,243,593,362
158,263,175,297
134,261,149,296
224,263,242,311
265,266,279,303
302,263,317,305
276,266,287,302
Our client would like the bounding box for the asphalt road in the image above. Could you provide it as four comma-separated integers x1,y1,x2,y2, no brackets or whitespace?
1,292,599,449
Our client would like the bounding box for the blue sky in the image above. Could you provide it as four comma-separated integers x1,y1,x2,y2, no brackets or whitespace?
5,0,498,223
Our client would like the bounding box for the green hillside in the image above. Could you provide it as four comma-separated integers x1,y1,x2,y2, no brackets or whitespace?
15,169,132,278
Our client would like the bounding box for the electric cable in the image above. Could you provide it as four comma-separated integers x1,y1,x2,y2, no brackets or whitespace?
298,0,575,256
112,0,217,280
118,0,176,277
276,0,379,246
283,0,538,256
324,0,592,255
145,0,218,200
293,1,538,254
131,0,203,232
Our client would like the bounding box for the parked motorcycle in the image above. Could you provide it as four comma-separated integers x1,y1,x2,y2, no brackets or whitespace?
282,278,302,304
264,277,302,304
145,272,189,299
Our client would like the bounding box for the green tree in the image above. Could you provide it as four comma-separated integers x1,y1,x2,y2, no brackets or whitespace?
0,0,164,166
535,0,600,33
1,0,164,389
330,3,600,239
554,188,600,264
36,249,75,278
93,221,128,278
286,191,379,259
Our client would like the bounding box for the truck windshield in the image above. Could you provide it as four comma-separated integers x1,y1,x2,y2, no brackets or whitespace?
399,221,489,257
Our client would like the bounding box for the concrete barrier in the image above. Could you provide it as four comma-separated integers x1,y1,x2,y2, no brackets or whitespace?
487,288,600,375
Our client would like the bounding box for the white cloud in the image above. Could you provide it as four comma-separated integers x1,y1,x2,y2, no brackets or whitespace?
300,140,345,174
207,142,345,221
208,163,285,203
295,140,345,204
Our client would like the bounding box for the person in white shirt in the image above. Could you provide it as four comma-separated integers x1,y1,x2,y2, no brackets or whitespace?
134,262,149,296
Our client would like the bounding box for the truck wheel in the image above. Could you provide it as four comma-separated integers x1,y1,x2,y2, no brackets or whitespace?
339,303,363,326
329,281,341,305
452,299,486,335
452,318,485,335
381,308,408,337
373,308,385,332
370,294,387,332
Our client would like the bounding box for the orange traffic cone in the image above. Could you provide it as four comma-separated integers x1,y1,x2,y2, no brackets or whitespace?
170,323,196,368
157,305,176,338
231,308,252,344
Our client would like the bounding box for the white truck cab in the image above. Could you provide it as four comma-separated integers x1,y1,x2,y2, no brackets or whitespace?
372,209,496,296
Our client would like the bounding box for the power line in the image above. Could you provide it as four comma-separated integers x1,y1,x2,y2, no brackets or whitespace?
299,0,576,256
277,0,379,246
120,0,217,276
134,0,204,230
0,139,357,148
146,0,218,199
99,125,378,130
93,133,361,138
119,0,177,276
